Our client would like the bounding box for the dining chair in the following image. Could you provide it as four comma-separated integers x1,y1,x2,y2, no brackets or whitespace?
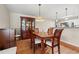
45,28,54,47
34,28,41,44
47,28,53,35
34,28,39,33
45,29,63,54
33,28,41,53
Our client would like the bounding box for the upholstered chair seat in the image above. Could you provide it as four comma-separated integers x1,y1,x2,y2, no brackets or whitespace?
35,38,41,44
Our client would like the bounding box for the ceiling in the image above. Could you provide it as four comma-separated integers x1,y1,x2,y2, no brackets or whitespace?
5,4,79,20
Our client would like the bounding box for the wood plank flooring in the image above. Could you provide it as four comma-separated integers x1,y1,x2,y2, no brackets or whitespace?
16,39,79,54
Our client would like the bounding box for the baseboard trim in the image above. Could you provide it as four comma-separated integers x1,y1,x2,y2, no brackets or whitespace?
60,41,79,52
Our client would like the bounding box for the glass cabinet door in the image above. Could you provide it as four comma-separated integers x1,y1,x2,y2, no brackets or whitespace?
22,19,26,31
32,20,35,30
26,20,31,30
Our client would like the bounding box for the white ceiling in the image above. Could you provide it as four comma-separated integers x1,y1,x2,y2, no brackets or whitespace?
5,4,79,20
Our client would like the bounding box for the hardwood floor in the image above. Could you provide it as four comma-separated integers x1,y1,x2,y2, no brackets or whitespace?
16,39,79,54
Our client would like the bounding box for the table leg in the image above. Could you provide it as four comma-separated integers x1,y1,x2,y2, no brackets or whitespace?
41,38,45,54
52,37,54,54
30,38,32,48
32,38,35,54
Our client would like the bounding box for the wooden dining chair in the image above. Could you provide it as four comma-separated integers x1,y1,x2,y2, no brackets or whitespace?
32,28,41,53
45,28,53,47
34,28,41,44
47,28,53,35
45,29,63,54
34,28,39,33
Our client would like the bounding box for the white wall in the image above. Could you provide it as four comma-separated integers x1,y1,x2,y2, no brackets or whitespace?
0,4,10,28
10,12,26,28
35,20,55,32
61,28,79,47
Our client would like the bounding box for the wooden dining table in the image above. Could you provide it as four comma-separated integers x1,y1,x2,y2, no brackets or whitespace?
32,32,54,54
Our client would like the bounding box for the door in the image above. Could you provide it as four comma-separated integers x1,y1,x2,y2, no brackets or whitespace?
21,18,27,39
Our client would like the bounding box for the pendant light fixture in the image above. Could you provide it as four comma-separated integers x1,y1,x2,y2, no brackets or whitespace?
65,8,67,16
36,4,44,21
55,12,58,27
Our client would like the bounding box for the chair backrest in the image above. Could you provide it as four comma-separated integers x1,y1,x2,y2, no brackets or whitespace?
34,28,39,33
54,29,63,40
47,28,53,35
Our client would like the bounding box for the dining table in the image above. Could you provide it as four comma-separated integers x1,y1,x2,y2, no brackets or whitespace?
32,32,54,54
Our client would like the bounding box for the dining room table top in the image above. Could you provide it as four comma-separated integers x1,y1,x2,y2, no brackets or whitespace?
33,32,54,38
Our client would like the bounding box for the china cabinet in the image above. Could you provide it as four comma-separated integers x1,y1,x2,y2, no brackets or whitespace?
20,16,35,39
